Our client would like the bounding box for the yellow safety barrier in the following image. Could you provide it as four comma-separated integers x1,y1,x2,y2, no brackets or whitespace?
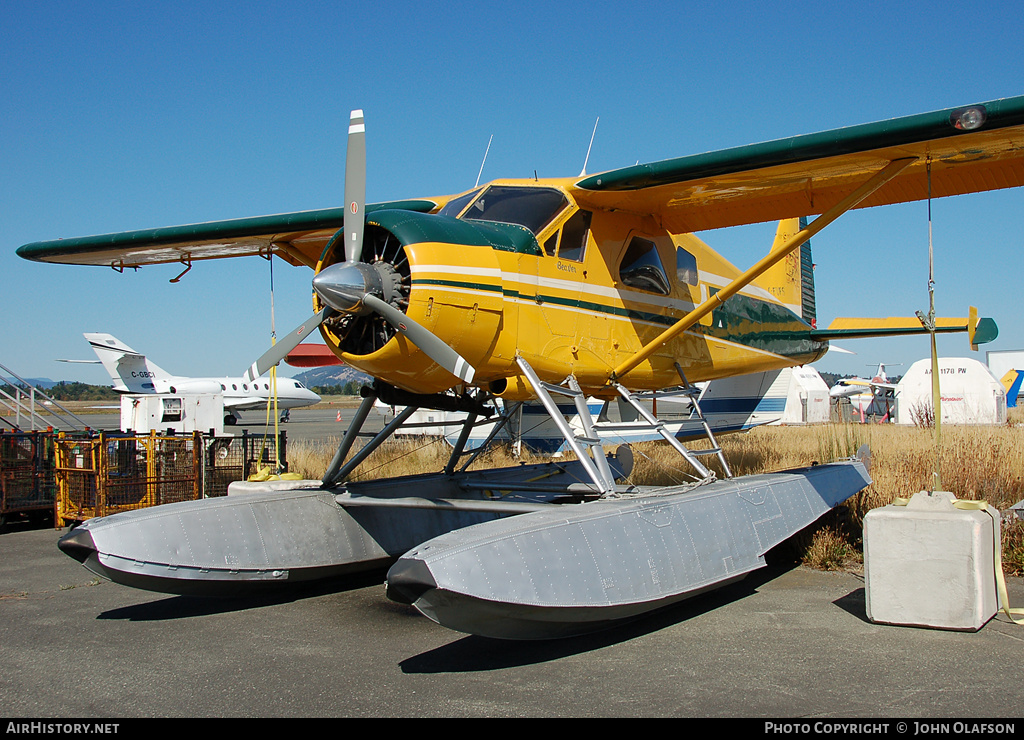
55,431,202,526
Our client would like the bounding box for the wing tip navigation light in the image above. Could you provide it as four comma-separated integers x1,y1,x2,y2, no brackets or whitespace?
950,105,987,131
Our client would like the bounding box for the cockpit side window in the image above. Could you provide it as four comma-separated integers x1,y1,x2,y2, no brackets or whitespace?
619,236,671,295
542,233,557,256
460,186,568,236
676,247,698,286
557,209,591,262
438,188,482,218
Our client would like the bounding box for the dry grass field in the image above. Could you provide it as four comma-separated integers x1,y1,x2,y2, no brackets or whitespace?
289,411,1024,576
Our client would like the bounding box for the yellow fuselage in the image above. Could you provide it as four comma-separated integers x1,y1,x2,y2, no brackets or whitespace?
318,178,825,400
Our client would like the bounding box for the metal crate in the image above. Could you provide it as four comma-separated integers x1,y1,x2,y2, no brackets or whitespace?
0,431,60,524
54,430,288,525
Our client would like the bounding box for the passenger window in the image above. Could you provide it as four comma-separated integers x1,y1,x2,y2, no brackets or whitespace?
619,236,670,295
557,210,592,263
676,247,698,286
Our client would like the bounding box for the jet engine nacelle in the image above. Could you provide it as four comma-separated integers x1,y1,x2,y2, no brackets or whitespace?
166,379,224,395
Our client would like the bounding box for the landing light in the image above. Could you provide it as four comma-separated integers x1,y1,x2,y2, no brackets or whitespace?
950,105,987,131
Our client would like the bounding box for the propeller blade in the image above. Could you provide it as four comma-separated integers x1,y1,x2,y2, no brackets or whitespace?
244,307,333,382
344,109,366,263
363,294,475,384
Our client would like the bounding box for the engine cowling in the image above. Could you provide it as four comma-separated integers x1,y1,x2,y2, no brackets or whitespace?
313,210,511,395
165,379,223,395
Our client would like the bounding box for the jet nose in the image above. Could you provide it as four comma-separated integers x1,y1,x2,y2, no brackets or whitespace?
58,526,98,564
312,261,382,314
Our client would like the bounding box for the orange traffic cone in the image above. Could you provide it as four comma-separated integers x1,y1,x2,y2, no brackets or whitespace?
336,411,342,422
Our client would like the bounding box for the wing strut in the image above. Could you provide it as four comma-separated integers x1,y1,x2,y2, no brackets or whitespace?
609,157,915,382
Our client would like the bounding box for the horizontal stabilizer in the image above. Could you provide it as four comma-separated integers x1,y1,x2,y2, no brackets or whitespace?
811,313,997,347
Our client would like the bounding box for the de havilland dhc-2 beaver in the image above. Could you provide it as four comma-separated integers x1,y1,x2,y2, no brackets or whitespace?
19,96,1022,639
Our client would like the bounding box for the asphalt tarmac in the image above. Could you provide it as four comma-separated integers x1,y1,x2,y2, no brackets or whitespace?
2,517,1022,720
43,404,383,443
4,409,1023,720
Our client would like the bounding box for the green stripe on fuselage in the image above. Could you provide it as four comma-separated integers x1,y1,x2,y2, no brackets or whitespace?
411,276,825,361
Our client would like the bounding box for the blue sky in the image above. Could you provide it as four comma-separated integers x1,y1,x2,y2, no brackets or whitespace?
3,0,1023,386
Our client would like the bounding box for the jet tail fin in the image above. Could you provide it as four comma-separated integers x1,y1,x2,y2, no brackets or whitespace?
84,333,172,393
755,217,816,326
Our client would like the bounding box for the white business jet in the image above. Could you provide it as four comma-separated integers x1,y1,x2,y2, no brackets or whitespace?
81,333,320,424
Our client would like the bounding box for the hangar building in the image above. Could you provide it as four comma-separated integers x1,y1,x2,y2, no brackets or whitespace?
894,357,1006,425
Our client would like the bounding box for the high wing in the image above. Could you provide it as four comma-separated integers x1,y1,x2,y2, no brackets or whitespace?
17,95,1024,270
571,95,1024,234
16,199,444,269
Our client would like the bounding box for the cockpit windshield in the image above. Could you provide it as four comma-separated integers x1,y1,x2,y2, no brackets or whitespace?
438,188,481,218
459,186,568,236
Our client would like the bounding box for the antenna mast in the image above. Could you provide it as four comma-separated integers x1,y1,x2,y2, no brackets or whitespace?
475,135,493,188
579,117,599,176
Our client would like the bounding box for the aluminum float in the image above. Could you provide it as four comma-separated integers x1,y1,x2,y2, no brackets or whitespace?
385,456,871,640
57,452,631,596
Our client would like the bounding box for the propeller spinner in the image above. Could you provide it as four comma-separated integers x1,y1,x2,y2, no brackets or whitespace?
245,110,476,385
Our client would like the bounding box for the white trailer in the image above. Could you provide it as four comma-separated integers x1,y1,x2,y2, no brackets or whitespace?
121,393,226,435
986,349,1024,381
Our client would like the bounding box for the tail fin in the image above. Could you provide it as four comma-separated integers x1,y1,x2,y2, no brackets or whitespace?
1001,369,1022,408
84,333,172,393
756,217,816,327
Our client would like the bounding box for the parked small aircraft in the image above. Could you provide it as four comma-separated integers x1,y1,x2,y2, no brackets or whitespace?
83,332,320,424
24,95,1023,639
829,363,900,421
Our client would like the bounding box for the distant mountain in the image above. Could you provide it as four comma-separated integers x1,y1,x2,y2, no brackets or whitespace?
292,365,372,389
1,380,117,401
0,377,58,389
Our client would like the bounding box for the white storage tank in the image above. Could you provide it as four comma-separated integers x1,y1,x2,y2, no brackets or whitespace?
864,491,1000,631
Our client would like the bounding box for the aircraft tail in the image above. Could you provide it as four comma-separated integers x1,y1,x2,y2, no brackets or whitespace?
1001,369,1023,408
84,333,173,393
756,217,816,327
